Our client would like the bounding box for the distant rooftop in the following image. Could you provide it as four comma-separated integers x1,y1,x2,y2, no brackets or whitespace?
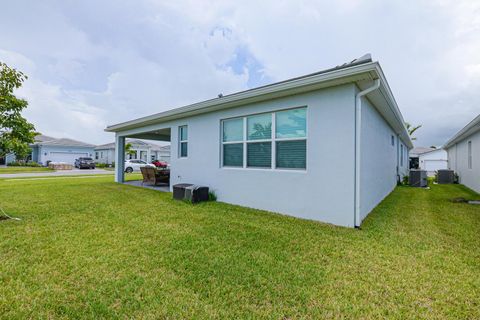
410,147,438,156
95,139,170,151
33,134,95,148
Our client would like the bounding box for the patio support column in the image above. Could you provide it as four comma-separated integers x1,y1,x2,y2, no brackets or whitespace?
115,135,125,183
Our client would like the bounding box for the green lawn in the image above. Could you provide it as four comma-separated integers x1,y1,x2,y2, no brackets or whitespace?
0,177,479,319
0,166,53,174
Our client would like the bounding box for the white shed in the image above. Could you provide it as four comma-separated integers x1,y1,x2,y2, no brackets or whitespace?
105,55,413,227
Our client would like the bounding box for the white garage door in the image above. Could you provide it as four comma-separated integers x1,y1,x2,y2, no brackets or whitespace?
424,160,448,172
48,152,89,165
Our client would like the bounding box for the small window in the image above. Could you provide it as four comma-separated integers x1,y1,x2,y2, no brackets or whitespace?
468,141,472,169
400,145,404,166
100,151,104,158
391,135,395,146
95,152,99,160
179,125,188,158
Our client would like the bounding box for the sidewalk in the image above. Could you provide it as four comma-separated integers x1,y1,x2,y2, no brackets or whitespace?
0,168,114,179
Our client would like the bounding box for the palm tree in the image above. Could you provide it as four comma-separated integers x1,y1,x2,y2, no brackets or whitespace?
405,122,422,141
125,142,136,158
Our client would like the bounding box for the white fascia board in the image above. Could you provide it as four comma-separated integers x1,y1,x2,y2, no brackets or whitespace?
443,114,480,149
105,63,378,133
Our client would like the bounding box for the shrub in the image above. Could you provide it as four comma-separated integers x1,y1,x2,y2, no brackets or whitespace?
208,191,217,202
7,161,42,167
95,163,108,168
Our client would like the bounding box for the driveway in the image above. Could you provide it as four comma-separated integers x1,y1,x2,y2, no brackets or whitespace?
0,168,114,179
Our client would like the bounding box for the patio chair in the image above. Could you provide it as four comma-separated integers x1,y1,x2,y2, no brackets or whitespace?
140,166,169,186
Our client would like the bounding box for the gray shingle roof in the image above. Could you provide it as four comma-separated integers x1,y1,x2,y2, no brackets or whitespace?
32,135,95,148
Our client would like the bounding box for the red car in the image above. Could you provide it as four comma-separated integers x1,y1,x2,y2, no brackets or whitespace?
151,160,168,168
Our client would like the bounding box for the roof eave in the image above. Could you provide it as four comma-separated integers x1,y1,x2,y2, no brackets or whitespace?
443,114,480,149
105,62,379,133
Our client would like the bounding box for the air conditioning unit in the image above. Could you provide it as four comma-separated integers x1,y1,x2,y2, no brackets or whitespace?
173,183,209,203
409,169,427,187
173,183,193,200
184,185,209,203
437,170,455,184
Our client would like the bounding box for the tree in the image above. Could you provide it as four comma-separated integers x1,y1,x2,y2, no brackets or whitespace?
0,62,37,159
405,122,422,141
125,142,136,158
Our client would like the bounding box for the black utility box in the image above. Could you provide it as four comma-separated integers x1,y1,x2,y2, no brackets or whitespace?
437,169,455,184
410,169,428,187
173,184,209,203
173,183,193,200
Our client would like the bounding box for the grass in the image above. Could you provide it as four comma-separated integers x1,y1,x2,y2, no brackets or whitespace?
0,177,479,319
0,166,53,174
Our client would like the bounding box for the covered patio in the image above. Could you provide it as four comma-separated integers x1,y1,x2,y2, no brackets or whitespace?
113,127,171,186
123,180,170,192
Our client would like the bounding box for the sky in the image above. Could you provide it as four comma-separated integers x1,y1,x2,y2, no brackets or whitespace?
0,0,479,147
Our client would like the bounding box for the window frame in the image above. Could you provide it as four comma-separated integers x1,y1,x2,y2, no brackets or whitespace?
179,125,188,158
468,140,472,169
220,106,307,171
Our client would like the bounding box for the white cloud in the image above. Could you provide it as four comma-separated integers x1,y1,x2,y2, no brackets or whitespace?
0,0,479,147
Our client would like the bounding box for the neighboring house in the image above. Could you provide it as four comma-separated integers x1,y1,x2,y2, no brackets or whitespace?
0,153,16,165
106,54,413,227
444,114,480,193
409,147,448,176
95,139,170,165
30,135,95,165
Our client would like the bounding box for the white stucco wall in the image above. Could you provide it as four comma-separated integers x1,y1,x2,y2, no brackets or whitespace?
95,149,115,164
116,83,409,227
359,96,408,221
119,84,358,227
447,131,480,193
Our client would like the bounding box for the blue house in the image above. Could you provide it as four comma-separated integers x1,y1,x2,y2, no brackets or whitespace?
29,135,95,165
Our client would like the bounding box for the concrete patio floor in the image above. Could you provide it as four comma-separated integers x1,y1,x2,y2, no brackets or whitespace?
124,180,170,192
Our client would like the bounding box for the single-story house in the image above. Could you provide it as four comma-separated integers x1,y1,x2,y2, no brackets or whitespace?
0,153,16,165
1,135,95,165
30,135,95,165
105,54,413,227
409,147,448,176
95,139,170,165
444,114,480,193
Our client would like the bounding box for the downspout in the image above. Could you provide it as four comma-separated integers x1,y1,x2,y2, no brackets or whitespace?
354,79,381,228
